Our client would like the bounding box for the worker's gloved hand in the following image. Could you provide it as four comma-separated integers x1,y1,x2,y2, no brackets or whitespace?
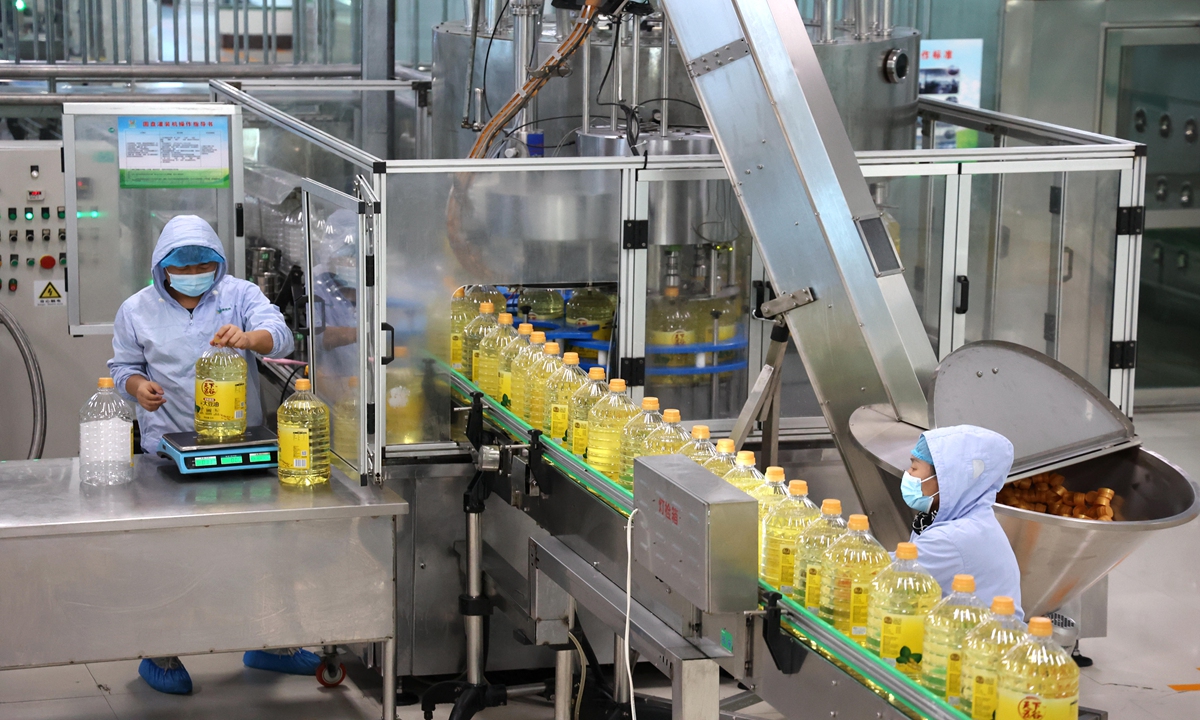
134,380,166,412
138,656,193,694
211,324,251,349
243,648,322,676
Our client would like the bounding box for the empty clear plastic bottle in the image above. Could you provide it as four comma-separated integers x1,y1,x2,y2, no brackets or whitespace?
518,288,565,323
749,465,789,524
544,352,588,442
450,286,474,370
498,323,533,411
760,480,819,592
680,424,717,465
961,596,1028,719
703,438,738,476
820,514,889,647
642,408,690,457
477,312,517,399
569,366,608,456
586,378,637,481
462,301,498,384
792,499,847,612
922,574,990,705
510,330,546,422
866,542,943,679
618,397,664,491
79,377,135,486
526,342,563,433
996,617,1079,720
195,345,248,440
723,450,765,493
277,378,331,486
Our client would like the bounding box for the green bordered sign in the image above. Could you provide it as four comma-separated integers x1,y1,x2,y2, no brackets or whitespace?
117,116,230,189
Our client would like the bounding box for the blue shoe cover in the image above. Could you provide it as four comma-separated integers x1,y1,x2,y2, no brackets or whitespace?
242,648,322,675
138,657,193,695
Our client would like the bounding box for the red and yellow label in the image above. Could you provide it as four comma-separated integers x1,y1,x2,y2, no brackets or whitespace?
195,378,246,422
996,691,1078,720
278,424,311,469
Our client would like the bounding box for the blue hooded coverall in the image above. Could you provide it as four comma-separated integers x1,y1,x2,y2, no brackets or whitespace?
108,215,294,453
911,425,1025,619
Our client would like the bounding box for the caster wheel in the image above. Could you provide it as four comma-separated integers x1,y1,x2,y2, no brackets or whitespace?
316,659,347,687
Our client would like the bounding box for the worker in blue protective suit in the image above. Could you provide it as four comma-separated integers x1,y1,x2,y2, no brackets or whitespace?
108,215,322,695
902,425,1024,619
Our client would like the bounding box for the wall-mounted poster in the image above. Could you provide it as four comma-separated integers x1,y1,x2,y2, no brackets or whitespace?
117,116,230,189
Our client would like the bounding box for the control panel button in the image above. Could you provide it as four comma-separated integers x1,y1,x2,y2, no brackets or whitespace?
58,252,67,266
8,230,15,242
23,208,33,221
7,278,16,291
40,206,49,220
41,228,50,241
7,208,16,221
25,257,34,267
39,255,55,269
56,206,65,219
9,254,17,267
58,228,66,241
25,229,33,241
29,165,39,179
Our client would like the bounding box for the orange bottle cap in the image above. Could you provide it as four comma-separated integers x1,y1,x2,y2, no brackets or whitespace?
765,466,785,482
847,514,869,531
991,596,1016,615
691,424,710,440
642,396,660,410
295,379,312,391
544,342,560,354
735,450,755,466
563,352,579,365
479,301,494,313
952,574,976,593
788,480,808,496
664,286,680,298
588,367,606,380
531,331,546,343
1028,617,1053,637
396,347,409,359
662,409,681,423
498,312,513,325
715,439,735,453
610,378,627,392
453,286,466,298
98,377,115,389
518,323,533,335
821,498,842,515
895,542,918,560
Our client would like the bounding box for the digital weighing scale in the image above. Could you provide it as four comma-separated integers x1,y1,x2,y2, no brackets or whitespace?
157,426,279,474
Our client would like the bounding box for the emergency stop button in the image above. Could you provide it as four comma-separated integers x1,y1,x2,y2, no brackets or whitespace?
39,254,55,269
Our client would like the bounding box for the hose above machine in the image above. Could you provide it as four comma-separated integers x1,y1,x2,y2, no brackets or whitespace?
0,300,46,459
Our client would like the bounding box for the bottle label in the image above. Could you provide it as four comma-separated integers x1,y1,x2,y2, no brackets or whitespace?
650,329,695,347
946,651,964,704
996,691,1078,720
471,350,481,381
550,403,569,440
804,564,821,612
195,378,246,422
499,371,513,408
850,581,870,639
879,613,925,668
450,333,463,367
572,420,589,455
971,671,999,720
278,425,311,469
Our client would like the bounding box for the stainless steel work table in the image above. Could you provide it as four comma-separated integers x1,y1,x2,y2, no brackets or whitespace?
0,455,406,720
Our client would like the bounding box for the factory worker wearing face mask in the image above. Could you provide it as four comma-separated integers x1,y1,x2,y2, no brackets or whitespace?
107,215,319,694
902,425,1024,619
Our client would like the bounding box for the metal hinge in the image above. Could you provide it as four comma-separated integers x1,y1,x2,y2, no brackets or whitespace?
1117,206,1144,235
358,200,382,215
687,38,751,78
758,287,816,318
365,254,375,287
366,403,376,435
619,357,645,387
1110,340,1137,370
1049,186,1063,215
622,220,648,250
235,203,244,237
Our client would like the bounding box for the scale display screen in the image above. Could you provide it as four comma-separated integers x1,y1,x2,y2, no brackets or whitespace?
192,456,218,468
249,452,273,463
220,455,243,466
183,451,275,470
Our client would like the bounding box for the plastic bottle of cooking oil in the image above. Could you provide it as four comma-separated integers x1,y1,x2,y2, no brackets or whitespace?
586,378,637,482
510,331,546,422
962,596,1028,719
749,465,790,524
527,342,563,433
820,514,889,646
463,301,498,384
477,312,517,399
703,438,737,476
723,451,765,493
921,574,989,705
565,287,614,362
467,284,507,313
544,352,588,442
680,424,717,465
277,378,331,486
792,499,847,612
450,286,475,370
866,542,943,679
195,345,248,440
385,347,424,445
642,408,690,457
760,480,820,592
618,397,664,490
647,286,697,386
569,366,608,456
518,288,565,323
996,617,1079,720
499,323,533,411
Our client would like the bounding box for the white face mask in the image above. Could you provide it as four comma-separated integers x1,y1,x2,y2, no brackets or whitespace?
901,471,938,513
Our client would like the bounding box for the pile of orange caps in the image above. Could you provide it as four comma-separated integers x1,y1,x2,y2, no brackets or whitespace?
996,473,1118,521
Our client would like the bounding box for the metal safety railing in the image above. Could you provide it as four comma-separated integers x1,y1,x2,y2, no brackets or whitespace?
0,0,361,67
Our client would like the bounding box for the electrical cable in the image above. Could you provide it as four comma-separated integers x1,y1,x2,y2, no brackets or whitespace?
279,361,307,404
0,300,46,459
593,13,643,155
623,507,639,720
480,0,511,120
636,96,704,112
567,631,587,720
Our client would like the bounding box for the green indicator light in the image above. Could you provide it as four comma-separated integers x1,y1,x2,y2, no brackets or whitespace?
193,456,217,467
90,211,100,218
24,210,33,221
220,455,243,466
14,0,26,11
249,452,272,463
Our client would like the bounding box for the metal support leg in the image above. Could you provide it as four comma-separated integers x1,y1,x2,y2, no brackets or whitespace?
554,648,573,720
465,510,484,685
612,634,630,704
382,637,396,720
671,658,719,720
730,319,790,454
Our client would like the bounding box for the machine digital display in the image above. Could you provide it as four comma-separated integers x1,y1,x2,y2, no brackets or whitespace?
193,456,217,468
220,455,243,466
249,452,273,463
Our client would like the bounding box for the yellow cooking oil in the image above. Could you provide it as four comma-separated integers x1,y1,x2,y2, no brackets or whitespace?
723,451,764,493
618,397,663,491
647,286,697,387
564,287,614,362
194,345,248,440
544,352,588,443
866,542,942,679
792,499,847,611
498,323,533,411
477,312,516,399
277,378,331,486
996,617,1079,720
680,424,717,465
568,366,608,456
586,378,637,481
518,287,565,323
760,480,819,593
510,330,545,422
385,348,424,445
921,574,989,705
467,284,507,312
819,514,889,647
749,465,790,524
641,408,690,457
449,286,474,371
526,342,562,433
703,438,737,476
462,301,497,384
961,596,1027,719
